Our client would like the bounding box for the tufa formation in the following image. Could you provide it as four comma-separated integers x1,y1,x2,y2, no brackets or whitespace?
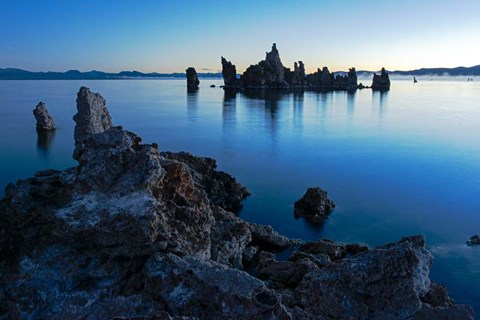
221,43,390,92
0,87,472,319
33,101,56,131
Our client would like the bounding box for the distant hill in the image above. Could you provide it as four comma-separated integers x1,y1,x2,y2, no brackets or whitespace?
352,65,480,77
1,65,479,80
390,65,480,76
0,68,222,80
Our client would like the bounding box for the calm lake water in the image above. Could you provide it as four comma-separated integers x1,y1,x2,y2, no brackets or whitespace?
1,78,479,312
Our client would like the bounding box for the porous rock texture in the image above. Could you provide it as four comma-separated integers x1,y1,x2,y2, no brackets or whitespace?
294,187,335,221
33,101,56,131
0,87,473,319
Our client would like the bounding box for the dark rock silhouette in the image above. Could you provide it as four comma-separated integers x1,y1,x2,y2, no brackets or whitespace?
372,67,391,91
467,234,480,245
241,43,289,89
293,61,306,87
0,88,471,319
221,57,239,89
186,67,200,90
294,187,335,222
222,44,363,91
285,61,306,88
33,102,56,131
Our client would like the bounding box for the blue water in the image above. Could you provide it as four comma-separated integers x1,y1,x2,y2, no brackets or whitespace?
1,79,479,312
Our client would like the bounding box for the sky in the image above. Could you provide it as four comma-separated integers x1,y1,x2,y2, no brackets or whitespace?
1,0,479,73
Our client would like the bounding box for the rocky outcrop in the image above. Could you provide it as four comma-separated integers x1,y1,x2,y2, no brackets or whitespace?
221,57,239,89
240,43,288,89
285,61,306,88
33,101,56,131
372,67,391,91
467,234,480,245
0,88,471,319
293,61,306,87
295,236,473,319
73,86,112,160
224,44,362,91
186,67,199,90
294,187,335,221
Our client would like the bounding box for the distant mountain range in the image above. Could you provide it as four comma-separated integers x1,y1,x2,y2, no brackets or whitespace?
1,65,479,80
0,68,222,80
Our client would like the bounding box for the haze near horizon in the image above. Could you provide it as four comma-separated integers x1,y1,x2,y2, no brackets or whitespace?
1,0,479,74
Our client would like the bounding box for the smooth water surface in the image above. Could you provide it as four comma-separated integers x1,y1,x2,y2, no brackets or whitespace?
1,79,479,312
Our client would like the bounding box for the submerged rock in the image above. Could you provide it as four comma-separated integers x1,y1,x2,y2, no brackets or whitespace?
467,234,480,245
294,187,335,221
33,101,56,131
186,67,200,90
0,87,471,319
372,67,391,91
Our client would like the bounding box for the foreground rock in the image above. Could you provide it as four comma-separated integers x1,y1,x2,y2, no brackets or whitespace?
294,187,335,222
0,87,472,319
372,67,391,91
33,101,56,131
186,67,200,90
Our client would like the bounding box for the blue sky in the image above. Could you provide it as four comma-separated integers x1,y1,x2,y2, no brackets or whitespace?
1,0,479,73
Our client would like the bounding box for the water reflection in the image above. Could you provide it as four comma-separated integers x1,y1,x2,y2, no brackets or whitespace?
293,90,304,133
242,90,292,120
186,90,199,122
222,91,237,131
372,90,389,118
36,130,56,157
347,91,356,116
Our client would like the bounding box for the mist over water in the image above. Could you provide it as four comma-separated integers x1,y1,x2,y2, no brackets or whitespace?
0,78,479,312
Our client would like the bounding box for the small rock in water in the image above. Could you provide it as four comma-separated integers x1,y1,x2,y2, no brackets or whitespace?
466,234,480,246
186,67,200,90
210,84,216,88
33,102,56,131
294,186,335,221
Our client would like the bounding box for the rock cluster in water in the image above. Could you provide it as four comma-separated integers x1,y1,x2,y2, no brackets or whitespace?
0,87,473,319
372,67,391,91
33,101,56,131
221,44,390,92
186,67,200,90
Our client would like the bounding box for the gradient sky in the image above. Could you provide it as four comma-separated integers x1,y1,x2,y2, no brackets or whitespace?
1,0,479,73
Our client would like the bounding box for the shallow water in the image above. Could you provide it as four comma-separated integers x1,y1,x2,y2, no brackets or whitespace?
1,78,479,312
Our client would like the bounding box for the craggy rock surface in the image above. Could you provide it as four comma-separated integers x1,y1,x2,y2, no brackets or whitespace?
33,101,56,131
186,67,200,90
73,86,112,160
372,67,391,91
294,187,335,221
0,87,472,319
